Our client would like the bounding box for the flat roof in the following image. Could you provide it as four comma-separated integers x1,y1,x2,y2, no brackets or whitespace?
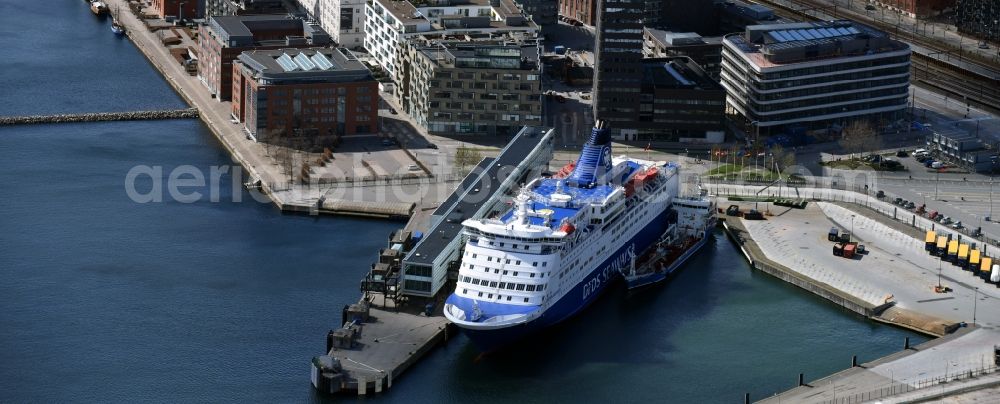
641,57,719,90
405,126,550,266
375,0,427,24
237,48,372,81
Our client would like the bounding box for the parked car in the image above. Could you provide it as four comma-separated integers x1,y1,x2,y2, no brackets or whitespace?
941,217,953,225
865,4,877,10
905,201,916,210
893,197,903,205
381,139,394,146
924,159,936,167
952,221,963,229
927,210,939,220
427,143,438,149
876,190,885,199
931,161,944,169
896,150,909,158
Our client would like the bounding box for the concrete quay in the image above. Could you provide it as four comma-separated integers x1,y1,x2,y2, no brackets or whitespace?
104,0,447,218
0,108,198,125
756,328,1000,404
311,295,453,395
713,183,1000,402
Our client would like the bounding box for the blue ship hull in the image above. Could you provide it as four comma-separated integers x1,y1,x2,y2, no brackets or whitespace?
459,208,672,351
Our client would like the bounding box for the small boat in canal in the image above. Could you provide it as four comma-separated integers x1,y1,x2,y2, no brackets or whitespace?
90,1,109,16
110,6,125,35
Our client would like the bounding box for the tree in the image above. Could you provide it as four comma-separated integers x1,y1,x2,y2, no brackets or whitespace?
455,146,482,172
840,120,881,159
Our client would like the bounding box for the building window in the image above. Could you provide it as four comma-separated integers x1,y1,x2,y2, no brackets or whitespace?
523,298,529,303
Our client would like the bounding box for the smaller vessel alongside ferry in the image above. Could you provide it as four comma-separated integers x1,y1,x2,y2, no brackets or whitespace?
622,192,716,289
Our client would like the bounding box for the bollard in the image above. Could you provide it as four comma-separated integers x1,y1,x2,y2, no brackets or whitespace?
744,393,749,404
904,337,910,350
326,329,335,353
798,373,804,386
852,355,858,367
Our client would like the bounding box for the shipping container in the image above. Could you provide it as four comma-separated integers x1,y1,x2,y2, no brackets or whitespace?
981,257,994,280
947,240,959,262
969,249,981,271
936,236,948,257
833,243,844,256
829,227,840,241
924,230,936,251
958,244,970,267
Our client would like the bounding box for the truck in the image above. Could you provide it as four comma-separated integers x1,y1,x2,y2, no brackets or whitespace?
843,243,857,259
833,243,844,256
828,227,839,241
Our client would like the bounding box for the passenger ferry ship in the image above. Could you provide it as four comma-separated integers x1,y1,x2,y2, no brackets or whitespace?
444,121,715,350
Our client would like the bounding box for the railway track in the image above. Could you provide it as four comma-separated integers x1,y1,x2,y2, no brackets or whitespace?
750,0,1000,116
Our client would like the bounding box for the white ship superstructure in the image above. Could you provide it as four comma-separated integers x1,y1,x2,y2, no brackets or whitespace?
444,121,684,349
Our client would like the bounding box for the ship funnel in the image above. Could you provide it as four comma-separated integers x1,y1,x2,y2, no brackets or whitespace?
567,120,613,188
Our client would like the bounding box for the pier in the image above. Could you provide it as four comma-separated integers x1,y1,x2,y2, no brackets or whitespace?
715,183,1000,402
0,108,198,126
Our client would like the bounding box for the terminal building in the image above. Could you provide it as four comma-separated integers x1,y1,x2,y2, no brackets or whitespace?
926,130,998,173
394,36,542,136
397,126,554,298
198,15,331,101
230,47,378,142
720,20,911,137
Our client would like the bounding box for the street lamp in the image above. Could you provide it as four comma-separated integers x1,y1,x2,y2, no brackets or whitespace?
973,287,979,326
851,214,856,243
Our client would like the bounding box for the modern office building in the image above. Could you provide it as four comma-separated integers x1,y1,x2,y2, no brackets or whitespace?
956,0,999,42
204,0,287,17
871,0,956,19
720,21,911,136
395,37,543,136
643,0,717,33
153,0,200,19
559,0,596,25
718,0,790,34
363,0,538,79
633,57,725,142
231,47,379,142
643,28,723,79
197,15,331,101
591,0,644,137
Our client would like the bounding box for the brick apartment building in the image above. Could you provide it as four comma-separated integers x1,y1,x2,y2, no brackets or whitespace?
197,15,330,101
153,0,199,19
231,48,379,142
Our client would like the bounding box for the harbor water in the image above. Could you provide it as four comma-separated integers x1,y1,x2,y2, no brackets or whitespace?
1,2,927,402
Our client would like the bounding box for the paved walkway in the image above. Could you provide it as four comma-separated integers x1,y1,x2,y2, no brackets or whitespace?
109,0,451,216
758,328,1000,404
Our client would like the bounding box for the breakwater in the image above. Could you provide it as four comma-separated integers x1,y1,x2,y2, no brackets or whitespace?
0,108,198,126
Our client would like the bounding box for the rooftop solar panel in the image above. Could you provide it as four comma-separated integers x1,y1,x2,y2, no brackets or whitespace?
806,29,821,39
773,31,790,42
311,52,334,70
847,26,860,34
789,30,807,40
836,27,851,36
293,53,317,71
276,53,298,72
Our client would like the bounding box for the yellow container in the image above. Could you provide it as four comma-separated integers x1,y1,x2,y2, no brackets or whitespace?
925,230,936,244
948,240,958,255
936,236,947,249
982,257,993,274
971,250,982,265
958,244,969,260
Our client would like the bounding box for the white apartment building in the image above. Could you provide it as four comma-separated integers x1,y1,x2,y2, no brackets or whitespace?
363,0,538,78
720,20,911,135
298,0,367,48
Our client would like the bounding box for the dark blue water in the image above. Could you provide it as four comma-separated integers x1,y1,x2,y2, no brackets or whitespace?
0,1,927,402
